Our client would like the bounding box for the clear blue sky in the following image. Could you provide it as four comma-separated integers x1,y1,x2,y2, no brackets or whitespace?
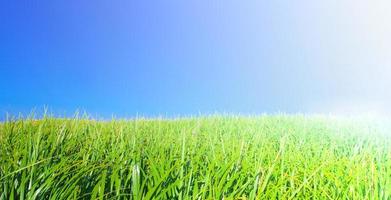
1,0,391,118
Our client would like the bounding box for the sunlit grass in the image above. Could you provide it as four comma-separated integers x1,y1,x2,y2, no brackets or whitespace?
1,115,391,199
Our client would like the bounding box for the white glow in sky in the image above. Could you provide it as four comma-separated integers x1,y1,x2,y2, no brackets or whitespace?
291,0,391,115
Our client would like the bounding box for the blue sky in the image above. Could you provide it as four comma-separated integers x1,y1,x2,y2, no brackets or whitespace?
1,0,391,118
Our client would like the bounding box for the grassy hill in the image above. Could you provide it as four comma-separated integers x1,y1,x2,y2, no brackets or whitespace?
1,116,390,199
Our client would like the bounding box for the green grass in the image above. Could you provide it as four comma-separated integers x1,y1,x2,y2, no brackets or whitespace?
1,115,391,199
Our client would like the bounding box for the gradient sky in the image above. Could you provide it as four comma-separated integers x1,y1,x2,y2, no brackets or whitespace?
1,0,391,118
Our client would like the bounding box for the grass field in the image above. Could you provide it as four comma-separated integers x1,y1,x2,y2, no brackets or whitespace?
1,115,391,199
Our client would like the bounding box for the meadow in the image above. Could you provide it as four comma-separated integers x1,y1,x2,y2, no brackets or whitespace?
1,115,391,199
